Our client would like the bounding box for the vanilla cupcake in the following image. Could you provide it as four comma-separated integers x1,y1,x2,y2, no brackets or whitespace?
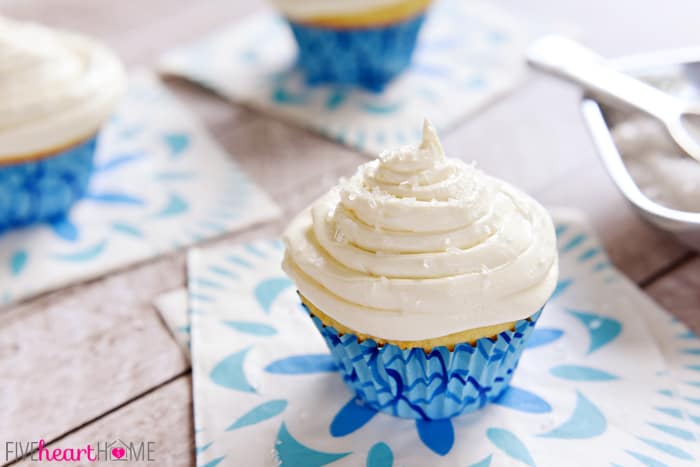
283,120,559,419
271,0,432,91
0,16,125,233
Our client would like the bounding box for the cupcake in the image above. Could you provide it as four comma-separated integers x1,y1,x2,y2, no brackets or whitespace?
283,120,559,420
0,16,125,233
271,0,432,92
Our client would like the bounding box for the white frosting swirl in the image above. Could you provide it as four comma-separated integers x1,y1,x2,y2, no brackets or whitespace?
270,0,411,20
0,16,126,160
283,120,559,341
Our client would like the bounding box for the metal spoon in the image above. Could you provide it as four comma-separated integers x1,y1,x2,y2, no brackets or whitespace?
527,35,700,163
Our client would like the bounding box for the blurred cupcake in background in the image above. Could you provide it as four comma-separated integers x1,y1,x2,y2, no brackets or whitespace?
271,0,432,92
283,120,559,420
0,16,125,233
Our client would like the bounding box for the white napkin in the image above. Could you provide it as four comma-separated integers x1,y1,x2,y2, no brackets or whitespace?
159,0,556,156
155,210,700,466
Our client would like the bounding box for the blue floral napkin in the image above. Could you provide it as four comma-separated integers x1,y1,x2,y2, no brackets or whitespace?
159,0,557,156
155,209,700,466
0,72,280,306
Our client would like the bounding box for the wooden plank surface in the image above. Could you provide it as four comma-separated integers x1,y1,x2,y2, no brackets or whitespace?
0,254,189,445
647,257,700,336
12,376,194,467
1,0,699,465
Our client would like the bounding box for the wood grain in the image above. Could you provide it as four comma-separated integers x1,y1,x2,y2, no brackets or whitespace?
1,0,699,466
0,254,189,445
219,116,366,209
11,376,194,467
646,257,700,336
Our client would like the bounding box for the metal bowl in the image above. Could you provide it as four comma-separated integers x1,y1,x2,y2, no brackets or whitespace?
580,48,700,251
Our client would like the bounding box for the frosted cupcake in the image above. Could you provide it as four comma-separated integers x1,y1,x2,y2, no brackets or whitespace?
0,16,125,233
283,120,559,419
271,0,432,91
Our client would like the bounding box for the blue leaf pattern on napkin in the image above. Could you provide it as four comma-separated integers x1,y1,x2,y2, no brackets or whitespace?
222,320,277,336
164,132,190,157
366,442,393,467
265,354,336,374
330,398,377,437
486,428,535,466
625,451,666,467
226,400,287,431
416,419,454,456
525,328,563,349
638,438,694,461
85,192,145,205
10,250,28,276
647,423,695,441
469,455,492,467
201,457,225,467
254,277,292,313
95,151,145,171
53,240,108,262
539,392,606,439
567,310,622,354
155,193,188,217
550,365,618,381
210,347,256,393
493,386,552,413
275,422,350,466
49,218,79,242
112,222,144,238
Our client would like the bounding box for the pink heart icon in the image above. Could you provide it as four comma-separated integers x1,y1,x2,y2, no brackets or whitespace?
112,447,125,460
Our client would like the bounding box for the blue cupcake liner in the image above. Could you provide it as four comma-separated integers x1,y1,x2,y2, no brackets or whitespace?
304,302,543,420
287,13,426,92
0,134,98,234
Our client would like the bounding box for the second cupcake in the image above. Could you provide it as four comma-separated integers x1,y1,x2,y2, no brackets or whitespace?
0,16,125,233
271,0,432,92
283,119,559,420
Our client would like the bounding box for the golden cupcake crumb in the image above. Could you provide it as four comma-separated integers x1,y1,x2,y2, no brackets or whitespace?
300,293,521,352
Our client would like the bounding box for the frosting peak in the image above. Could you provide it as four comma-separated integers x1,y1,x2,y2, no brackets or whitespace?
0,16,126,161
417,118,445,159
283,120,558,341
379,119,445,168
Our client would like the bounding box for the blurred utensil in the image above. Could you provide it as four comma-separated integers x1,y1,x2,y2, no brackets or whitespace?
561,44,700,251
528,35,700,164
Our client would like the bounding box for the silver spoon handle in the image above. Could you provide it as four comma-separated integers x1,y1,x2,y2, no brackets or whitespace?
527,36,683,120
